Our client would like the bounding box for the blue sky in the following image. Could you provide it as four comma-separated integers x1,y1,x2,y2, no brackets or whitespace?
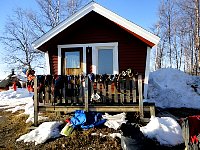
0,0,160,79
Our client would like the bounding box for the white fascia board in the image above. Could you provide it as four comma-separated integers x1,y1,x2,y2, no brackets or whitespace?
93,3,160,46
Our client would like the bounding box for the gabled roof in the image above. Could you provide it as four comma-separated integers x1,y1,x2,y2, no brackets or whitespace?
0,74,14,88
32,2,160,49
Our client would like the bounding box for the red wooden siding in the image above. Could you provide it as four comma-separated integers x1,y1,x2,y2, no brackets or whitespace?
38,11,148,75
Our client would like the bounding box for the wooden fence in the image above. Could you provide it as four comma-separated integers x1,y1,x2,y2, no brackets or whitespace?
34,73,155,126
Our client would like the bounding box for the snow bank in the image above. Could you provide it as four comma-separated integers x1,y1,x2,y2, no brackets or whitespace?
147,68,200,108
0,89,33,110
16,121,62,145
0,89,47,123
140,116,184,146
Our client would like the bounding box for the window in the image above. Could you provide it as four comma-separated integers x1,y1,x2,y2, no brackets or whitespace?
65,51,80,68
98,49,113,74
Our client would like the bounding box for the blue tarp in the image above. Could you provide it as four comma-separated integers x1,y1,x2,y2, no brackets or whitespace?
70,110,106,129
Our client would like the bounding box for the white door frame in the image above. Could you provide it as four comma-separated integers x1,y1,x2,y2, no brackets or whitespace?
57,42,119,75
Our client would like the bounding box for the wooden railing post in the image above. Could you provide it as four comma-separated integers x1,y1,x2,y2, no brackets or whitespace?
138,74,144,118
34,77,38,126
84,76,88,112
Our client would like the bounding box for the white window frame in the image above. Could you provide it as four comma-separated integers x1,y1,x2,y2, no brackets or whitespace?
94,46,118,74
57,42,119,75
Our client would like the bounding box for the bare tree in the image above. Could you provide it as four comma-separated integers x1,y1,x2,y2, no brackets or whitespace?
0,0,88,71
0,8,43,70
151,21,166,70
27,0,87,37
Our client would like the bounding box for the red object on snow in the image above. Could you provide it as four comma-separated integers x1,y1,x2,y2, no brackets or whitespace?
188,115,200,143
13,82,17,91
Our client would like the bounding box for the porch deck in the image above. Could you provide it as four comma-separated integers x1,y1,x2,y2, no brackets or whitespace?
33,73,155,126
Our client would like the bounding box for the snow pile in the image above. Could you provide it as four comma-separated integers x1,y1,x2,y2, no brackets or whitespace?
140,116,184,146
0,89,33,110
17,121,62,145
147,68,200,108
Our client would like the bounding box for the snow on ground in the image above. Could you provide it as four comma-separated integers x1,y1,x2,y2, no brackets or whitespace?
23,100,48,123
140,116,184,146
1,68,199,146
16,121,62,145
0,88,47,123
0,88,33,110
6,105,25,113
147,68,200,108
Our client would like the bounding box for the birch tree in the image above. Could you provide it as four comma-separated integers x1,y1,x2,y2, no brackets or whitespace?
153,0,200,74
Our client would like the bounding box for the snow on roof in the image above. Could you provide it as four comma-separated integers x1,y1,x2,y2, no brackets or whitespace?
32,2,160,49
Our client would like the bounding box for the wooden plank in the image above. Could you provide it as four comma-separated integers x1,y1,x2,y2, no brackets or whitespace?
45,85,50,103
38,105,152,112
51,80,54,104
138,75,144,118
102,83,106,103
77,76,82,103
99,82,103,103
132,77,136,103
72,76,76,104
114,83,118,104
150,105,155,117
68,78,72,104
117,80,121,104
84,77,88,112
120,80,124,104
123,80,126,103
110,82,115,103
108,84,112,102
126,90,130,104
126,78,130,103
64,77,68,105
34,77,38,127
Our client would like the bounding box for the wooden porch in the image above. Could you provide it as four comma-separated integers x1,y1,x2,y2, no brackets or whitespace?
33,73,155,126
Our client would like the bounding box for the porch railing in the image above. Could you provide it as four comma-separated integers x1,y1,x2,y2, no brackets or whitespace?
34,73,154,126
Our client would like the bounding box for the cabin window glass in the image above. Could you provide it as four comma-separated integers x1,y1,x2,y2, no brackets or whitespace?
98,49,113,74
65,51,80,68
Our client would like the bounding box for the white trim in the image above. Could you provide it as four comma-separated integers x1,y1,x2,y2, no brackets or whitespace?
83,46,86,75
58,48,61,75
92,45,97,74
144,46,151,99
44,51,50,75
57,42,119,75
32,2,160,49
